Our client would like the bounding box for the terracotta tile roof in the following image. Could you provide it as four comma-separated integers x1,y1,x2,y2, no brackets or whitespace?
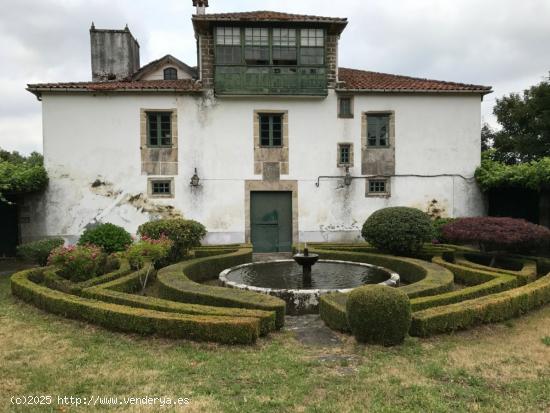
192,10,347,24
338,68,492,94
27,79,202,96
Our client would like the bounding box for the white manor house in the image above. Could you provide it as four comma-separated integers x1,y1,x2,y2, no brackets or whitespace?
24,0,492,252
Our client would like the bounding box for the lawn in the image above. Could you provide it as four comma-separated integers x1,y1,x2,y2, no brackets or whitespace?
1,270,550,413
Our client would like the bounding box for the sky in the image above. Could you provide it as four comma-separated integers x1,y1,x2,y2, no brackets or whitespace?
1,0,549,154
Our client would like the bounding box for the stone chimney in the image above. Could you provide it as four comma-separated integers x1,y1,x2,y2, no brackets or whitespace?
193,0,209,15
90,23,140,81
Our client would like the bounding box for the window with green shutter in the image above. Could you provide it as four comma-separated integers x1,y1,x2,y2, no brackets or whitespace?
259,114,283,147
147,112,172,147
367,179,388,195
338,97,353,118
338,143,352,166
367,114,390,147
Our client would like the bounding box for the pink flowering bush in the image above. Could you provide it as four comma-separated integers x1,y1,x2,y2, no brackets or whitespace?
442,217,550,254
126,235,173,270
47,244,107,282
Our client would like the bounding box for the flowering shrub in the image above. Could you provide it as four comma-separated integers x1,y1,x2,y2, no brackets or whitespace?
137,219,206,262
47,244,107,282
442,217,550,254
126,235,173,270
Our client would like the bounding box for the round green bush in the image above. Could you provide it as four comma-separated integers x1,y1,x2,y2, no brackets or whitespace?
78,223,133,254
137,218,206,263
346,285,411,346
361,207,434,255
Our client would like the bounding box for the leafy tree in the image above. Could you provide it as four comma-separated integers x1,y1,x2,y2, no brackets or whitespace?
481,123,494,152
0,148,48,202
491,76,550,163
442,217,550,258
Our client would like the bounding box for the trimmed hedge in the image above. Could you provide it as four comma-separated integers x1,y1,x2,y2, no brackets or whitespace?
43,259,132,295
82,268,276,336
319,292,350,332
456,252,537,283
310,247,454,298
347,285,411,346
11,268,260,344
157,247,286,328
410,271,550,337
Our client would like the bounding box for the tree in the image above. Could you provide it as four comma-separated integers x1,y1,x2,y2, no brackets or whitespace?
441,217,550,260
481,123,494,152
491,77,550,164
0,149,48,202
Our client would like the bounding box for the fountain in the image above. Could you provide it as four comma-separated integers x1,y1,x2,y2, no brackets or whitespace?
219,243,400,315
292,244,319,288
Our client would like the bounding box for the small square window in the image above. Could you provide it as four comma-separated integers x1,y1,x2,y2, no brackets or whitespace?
367,179,389,196
338,97,353,118
152,181,171,195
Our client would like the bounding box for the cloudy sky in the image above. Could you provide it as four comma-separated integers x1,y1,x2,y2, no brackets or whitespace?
1,0,549,154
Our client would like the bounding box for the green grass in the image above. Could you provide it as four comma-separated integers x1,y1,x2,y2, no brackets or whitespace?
1,272,550,412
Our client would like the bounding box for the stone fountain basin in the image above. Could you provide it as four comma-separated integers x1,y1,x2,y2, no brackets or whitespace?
219,259,400,315
293,253,319,267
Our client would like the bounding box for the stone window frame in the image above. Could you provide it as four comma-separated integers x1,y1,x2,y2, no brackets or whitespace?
253,109,289,176
148,177,175,199
362,111,395,149
337,95,354,118
140,108,178,149
365,178,391,198
337,142,354,167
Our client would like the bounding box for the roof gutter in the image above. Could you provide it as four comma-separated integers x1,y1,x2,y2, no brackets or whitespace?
336,88,493,96
26,87,204,99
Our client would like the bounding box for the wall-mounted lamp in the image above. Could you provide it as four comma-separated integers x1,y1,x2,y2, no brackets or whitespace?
190,168,201,187
343,167,353,186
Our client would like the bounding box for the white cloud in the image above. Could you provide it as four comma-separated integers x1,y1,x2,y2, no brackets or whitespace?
1,0,549,153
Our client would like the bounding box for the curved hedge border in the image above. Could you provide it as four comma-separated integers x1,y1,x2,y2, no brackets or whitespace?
410,271,550,336
11,268,260,344
157,247,286,328
81,267,276,335
43,259,132,295
454,252,537,283
309,248,454,298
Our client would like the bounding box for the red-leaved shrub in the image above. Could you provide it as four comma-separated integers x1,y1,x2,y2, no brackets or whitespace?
442,217,550,253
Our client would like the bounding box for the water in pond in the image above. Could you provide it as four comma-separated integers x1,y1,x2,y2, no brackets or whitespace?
224,261,390,290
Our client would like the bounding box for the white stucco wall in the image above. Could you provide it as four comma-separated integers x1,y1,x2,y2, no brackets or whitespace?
24,90,485,244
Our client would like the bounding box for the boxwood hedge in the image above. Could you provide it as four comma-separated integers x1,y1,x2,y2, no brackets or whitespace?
157,247,286,328
11,268,260,344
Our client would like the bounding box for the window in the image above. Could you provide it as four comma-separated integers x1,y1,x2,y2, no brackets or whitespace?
149,178,174,198
244,28,269,65
216,27,242,64
367,179,388,195
272,28,297,65
147,112,172,147
163,67,177,80
338,143,352,166
152,181,171,195
300,29,324,65
367,114,390,147
338,97,353,118
259,114,283,147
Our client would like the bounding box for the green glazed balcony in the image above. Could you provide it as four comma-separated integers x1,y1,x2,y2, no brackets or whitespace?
214,65,327,96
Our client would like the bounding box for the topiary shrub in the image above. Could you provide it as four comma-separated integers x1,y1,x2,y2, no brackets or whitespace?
346,285,411,346
78,223,133,254
16,238,65,266
361,207,434,255
47,244,107,282
442,217,550,255
137,219,206,263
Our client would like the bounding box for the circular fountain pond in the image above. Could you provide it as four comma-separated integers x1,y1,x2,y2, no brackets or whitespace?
219,259,400,315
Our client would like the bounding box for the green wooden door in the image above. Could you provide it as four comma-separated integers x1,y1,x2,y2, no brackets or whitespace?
251,191,292,253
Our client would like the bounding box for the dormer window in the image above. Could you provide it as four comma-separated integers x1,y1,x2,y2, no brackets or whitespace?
163,67,178,80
